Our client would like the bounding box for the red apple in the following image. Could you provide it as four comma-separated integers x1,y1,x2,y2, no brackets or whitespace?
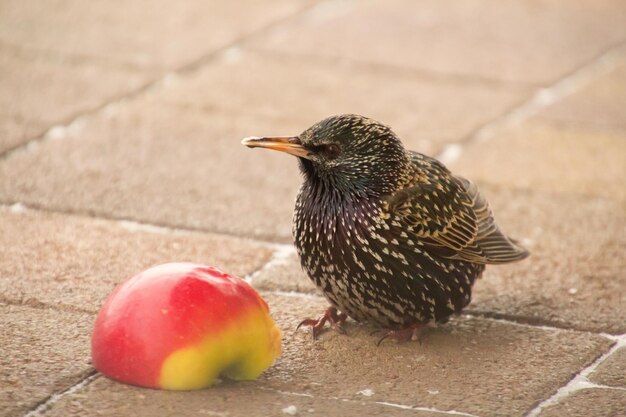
91,263,281,390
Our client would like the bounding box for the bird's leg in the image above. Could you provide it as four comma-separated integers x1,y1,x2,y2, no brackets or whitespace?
297,306,348,339
375,323,425,346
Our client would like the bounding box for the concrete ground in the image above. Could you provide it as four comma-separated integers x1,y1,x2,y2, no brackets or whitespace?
1,0,625,416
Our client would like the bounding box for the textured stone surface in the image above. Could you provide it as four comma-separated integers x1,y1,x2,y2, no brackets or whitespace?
42,377,442,417
0,100,304,242
0,304,93,417
259,293,613,417
0,114,47,155
0,0,314,70
0,45,151,153
250,0,626,84
451,121,626,201
158,49,530,152
538,388,626,417
0,206,273,312
540,58,626,130
589,346,626,388
467,187,626,334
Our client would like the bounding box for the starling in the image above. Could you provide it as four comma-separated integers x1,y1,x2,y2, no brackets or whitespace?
242,114,528,342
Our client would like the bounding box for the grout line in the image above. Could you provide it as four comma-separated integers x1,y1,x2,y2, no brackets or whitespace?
0,1,323,162
375,401,479,417
436,42,626,165
462,310,623,337
244,244,296,284
3,201,622,339
525,333,626,417
0,201,288,245
260,386,480,417
22,371,100,417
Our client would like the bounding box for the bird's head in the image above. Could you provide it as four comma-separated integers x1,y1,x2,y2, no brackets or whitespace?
242,114,410,195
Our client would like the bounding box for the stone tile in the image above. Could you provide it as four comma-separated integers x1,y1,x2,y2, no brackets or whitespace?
0,0,314,70
538,388,626,417
465,186,626,334
589,346,626,388
0,304,93,417
451,122,626,201
42,377,440,417
0,99,305,241
0,206,273,313
249,0,626,84
258,293,613,417
539,59,626,131
158,49,530,151
251,252,318,294
0,46,152,153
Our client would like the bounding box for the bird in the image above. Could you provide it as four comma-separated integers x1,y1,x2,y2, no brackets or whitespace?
242,114,528,343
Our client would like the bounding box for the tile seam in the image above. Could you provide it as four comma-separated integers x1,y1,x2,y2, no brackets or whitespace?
21,371,100,417
436,41,626,165
259,386,481,417
3,202,621,337
524,333,626,417
0,0,326,162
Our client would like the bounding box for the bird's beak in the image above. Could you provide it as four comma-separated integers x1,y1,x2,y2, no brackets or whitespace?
241,136,312,159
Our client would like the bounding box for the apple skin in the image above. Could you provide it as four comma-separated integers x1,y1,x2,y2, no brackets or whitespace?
91,263,281,390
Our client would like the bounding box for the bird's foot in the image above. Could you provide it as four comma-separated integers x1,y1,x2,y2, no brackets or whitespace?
297,306,348,339
373,323,425,346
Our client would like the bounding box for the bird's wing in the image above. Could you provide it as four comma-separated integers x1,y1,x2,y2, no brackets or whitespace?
385,155,528,264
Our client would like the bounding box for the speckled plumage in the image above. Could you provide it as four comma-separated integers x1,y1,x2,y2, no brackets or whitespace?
244,114,528,333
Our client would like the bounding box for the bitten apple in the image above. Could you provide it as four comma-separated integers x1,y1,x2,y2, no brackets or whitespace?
91,263,281,390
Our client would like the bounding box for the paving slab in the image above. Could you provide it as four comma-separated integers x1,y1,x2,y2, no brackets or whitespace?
451,121,626,201
537,388,626,417
0,206,273,313
0,0,314,70
20,292,615,417
589,346,626,388
0,100,305,242
0,45,151,154
41,377,442,417
260,293,612,417
0,304,93,417
539,57,626,131
157,48,530,152
467,186,625,334
249,0,626,85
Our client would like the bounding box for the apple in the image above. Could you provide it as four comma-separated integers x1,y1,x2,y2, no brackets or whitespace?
91,263,281,390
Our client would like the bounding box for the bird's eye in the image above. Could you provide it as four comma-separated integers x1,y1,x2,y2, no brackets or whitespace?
324,144,341,160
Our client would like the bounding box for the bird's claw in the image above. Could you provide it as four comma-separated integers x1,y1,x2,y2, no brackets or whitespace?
374,323,425,346
297,307,347,339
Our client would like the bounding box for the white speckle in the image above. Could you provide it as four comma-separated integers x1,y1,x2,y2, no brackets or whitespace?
358,388,375,397
427,389,439,395
282,405,298,415
9,203,27,213
305,0,353,23
568,288,578,295
221,46,243,64
45,125,67,140
160,72,179,87
437,143,463,165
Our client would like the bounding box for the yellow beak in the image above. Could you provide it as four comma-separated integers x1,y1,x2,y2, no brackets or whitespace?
241,136,312,159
